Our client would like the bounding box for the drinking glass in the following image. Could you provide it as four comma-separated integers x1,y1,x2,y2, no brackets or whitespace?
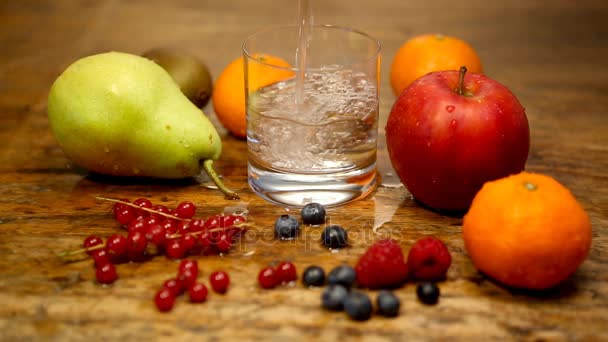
243,25,381,207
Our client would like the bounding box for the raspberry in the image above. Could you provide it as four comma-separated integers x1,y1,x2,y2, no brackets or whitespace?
407,237,451,280
355,239,408,289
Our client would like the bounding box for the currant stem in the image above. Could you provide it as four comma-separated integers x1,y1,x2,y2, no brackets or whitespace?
166,222,254,240
202,160,240,200
95,196,190,221
56,243,104,258
458,66,467,96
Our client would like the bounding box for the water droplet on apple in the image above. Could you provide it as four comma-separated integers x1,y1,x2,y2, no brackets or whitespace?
450,119,457,127
446,105,455,113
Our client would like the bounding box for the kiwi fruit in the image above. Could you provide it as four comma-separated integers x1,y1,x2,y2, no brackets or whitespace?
142,48,213,108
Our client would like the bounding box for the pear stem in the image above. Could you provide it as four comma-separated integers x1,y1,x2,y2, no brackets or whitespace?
457,66,467,96
202,159,239,200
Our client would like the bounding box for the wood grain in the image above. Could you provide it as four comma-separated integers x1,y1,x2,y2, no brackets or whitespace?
1,0,607,340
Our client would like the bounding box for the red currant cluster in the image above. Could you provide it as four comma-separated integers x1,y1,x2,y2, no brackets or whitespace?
155,259,230,312
257,261,298,289
116,198,247,258
75,197,248,285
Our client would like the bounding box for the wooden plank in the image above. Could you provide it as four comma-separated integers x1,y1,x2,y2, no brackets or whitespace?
0,0,606,340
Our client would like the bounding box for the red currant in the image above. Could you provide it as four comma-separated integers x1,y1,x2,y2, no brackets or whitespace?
91,249,110,268
216,233,232,253
190,219,205,232
154,287,175,312
178,268,197,289
151,204,170,221
105,234,128,261
96,263,118,284
133,213,147,222
204,215,222,230
127,230,147,261
133,198,153,216
188,282,208,303
180,234,197,254
276,261,297,283
164,229,177,243
127,218,146,233
112,199,130,217
83,236,103,255
112,199,130,214
144,216,160,229
233,215,247,225
177,221,191,235
175,201,196,219
162,278,184,296
198,230,213,249
165,240,185,259
114,206,136,225
258,267,280,289
133,197,152,207
145,224,167,248
209,271,230,294
208,227,222,243
178,259,199,277
220,215,231,228
223,214,246,228
163,220,177,234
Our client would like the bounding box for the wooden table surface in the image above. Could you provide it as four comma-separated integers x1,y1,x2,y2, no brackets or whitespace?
1,0,607,340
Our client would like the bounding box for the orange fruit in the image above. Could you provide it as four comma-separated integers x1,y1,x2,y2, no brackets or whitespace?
212,55,293,138
390,34,483,96
463,172,592,290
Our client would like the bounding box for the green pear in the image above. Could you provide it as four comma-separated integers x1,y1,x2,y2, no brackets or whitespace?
48,51,237,198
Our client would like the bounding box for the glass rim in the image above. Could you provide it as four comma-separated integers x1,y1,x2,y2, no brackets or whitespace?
242,24,381,72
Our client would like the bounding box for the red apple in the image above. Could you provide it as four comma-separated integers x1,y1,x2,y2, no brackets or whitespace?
386,67,529,211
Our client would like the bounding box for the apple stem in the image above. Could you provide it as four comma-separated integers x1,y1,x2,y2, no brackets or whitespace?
202,159,240,200
458,66,467,96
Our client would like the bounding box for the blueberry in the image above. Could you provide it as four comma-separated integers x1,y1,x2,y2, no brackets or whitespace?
327,265,356,288
302,265,326,287
376,290,400,317
301,202,326,225
321,284,348,311
321,225,348,248
343,291,373,321
416,282,440,305
274,214,299,240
